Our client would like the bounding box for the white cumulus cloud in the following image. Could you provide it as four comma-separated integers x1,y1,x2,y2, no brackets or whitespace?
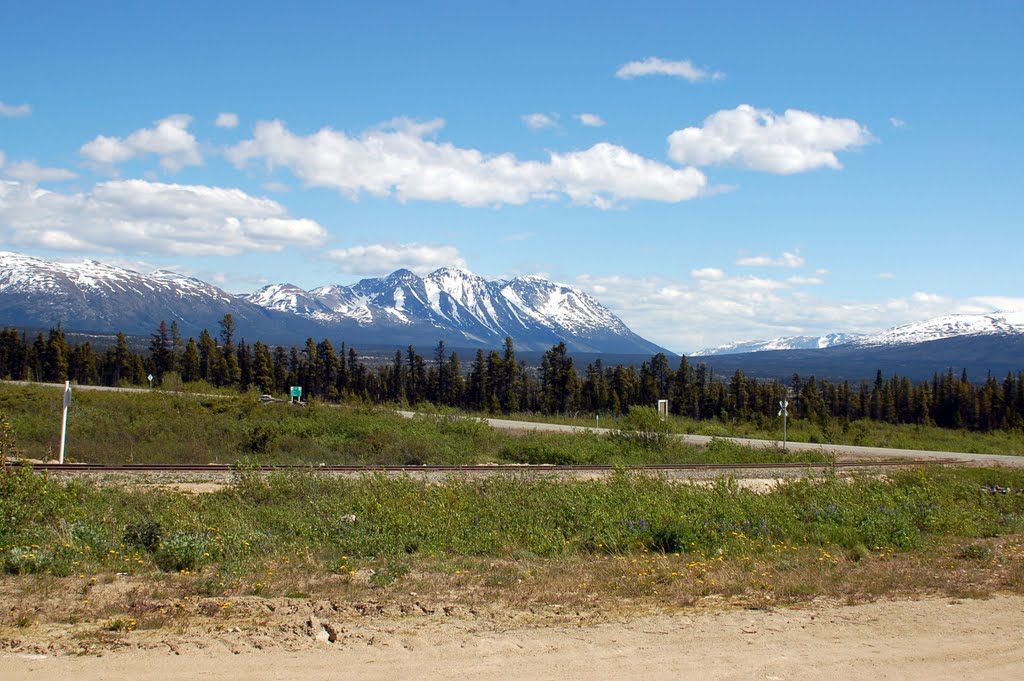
575,113,606,127
522,112,558,130
735,251,805,268
326,243,466,276
615,57,724,82
0,101,32,118
80,114,203,171
667,105,873,174
0,179,326,256
691,267,725,280
0,157,77,183
215,112,240,128
227,118,708,208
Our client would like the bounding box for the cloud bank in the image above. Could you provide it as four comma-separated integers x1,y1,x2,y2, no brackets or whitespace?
0,179,326,256
227,118,708,208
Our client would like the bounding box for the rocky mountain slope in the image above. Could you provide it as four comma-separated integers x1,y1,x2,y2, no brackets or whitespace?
0,252,666,354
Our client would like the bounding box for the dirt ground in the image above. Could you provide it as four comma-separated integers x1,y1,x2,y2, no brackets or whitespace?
2,594,1022,680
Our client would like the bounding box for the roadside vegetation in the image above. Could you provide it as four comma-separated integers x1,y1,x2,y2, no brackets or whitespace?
2,381,1022,466
2,398,1024,642
0,383,826,466
1,457,1023,635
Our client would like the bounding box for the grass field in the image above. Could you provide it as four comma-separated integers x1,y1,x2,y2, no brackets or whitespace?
3,384,1024,638
1,465,1022,619
3,380,1024,467
0,382,827,466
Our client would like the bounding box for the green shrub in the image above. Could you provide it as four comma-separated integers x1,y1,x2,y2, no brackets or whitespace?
155,532,209,572
2,545,51,574
614,406,671,450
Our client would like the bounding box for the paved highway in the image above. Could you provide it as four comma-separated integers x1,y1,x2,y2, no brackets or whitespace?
399,412,1024,467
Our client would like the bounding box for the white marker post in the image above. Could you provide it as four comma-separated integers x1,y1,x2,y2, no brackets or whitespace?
59,381,71,464
778,399,789,450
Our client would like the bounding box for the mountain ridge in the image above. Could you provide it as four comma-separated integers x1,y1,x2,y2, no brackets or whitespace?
0,251,668,355
693,311,1024,357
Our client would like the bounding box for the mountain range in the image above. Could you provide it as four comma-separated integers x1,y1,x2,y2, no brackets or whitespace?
694,311,1024,355
688,311,1024,382
0,252,665,354
1,251,1021,381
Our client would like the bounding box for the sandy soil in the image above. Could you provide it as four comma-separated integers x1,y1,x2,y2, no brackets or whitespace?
2,594,1022,680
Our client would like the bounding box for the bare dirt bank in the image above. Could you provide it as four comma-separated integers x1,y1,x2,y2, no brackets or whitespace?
3,594,1022,680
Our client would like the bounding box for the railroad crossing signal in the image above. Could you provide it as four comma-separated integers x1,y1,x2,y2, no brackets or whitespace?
778,400,788,417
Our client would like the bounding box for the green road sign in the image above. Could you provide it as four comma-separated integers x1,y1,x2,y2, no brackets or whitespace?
290,386,302,398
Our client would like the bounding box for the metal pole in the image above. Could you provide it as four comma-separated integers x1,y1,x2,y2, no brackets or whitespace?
59,381,70,464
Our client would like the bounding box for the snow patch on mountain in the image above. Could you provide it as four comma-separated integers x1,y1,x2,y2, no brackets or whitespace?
244,267,650,350
693,332,864,356
853,310,1024,347
693,310,1024,356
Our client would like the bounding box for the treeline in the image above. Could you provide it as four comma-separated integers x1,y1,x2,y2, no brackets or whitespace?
2,318,1023,432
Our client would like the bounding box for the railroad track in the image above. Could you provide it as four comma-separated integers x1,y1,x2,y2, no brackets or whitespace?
6,459,957,474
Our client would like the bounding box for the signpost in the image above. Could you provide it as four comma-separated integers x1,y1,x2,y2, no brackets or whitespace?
778,399,789,450
290,386,302,404
59,381,71,464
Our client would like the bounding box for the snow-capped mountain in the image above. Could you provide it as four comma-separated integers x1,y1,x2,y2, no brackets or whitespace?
244,266,663,353
0,252,667,354
0,251,321,342
853,311,1024,347
687,311,1024,382
693,333,863,356
692,311,1024,357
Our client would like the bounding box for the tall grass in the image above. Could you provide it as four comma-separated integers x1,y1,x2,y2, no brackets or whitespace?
2,465,1023,580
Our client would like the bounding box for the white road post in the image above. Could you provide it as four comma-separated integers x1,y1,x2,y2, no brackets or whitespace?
59,380,71,464
778,399,789,450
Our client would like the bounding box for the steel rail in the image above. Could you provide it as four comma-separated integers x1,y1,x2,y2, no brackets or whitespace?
5,460,957,474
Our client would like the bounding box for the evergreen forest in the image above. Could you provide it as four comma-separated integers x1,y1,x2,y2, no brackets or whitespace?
2,316,1023,433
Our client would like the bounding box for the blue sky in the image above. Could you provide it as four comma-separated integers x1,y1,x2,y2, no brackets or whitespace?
1,1,1022,353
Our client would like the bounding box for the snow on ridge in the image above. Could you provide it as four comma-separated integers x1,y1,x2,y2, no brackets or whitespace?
694,311,1024,356
854,311,1024,347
